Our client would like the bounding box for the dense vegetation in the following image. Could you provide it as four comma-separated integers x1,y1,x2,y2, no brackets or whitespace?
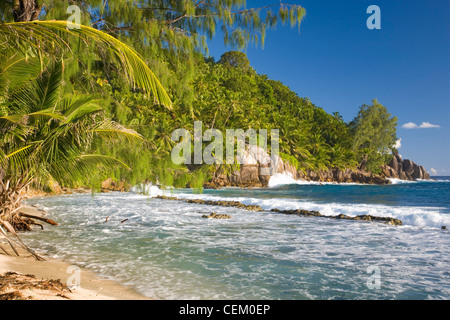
0,1,399,238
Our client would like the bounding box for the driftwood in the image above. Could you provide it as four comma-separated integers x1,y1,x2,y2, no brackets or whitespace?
19,212,58,226
0,173,57,260
0,272,71,300
0,220,45,261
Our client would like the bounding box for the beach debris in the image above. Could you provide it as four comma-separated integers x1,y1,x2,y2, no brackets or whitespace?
0,271,71,300
0,207,57,261
201,212,232,219
0,219,45,261
19,211,58,226
120,219,129,223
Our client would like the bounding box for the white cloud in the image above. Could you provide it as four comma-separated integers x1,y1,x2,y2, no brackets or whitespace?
393,138,402,149
402,122,419,129
430,168,437,175
401,121,440,129
419,122,440,129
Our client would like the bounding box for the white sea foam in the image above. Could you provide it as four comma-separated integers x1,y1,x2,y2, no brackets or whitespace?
387,178,418,184
131,183,172,197
126,178,450,229
267,172,371,187
23,189,450,300
268,172,306,187
158,193,448,229
387,178,447,184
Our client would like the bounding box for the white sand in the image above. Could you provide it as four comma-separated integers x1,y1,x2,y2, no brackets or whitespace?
0,252,151,300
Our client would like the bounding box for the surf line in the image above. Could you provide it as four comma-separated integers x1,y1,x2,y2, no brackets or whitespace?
153,195,403,226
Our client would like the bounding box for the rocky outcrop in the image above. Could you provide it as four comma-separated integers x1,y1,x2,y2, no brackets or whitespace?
204,146,430,188
204,145,390,188
381,152,430,181
100,178,130,192
201,212,232,219
296,168,388,184
155,195,403,226
154,195,264,212
271,208,402,226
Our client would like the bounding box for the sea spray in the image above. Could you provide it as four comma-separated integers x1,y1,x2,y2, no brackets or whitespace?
22,178,450,299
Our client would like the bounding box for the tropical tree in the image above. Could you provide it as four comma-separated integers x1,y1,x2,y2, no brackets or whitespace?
0,18,171,257
0,59,146,257
218,51,251,70
0,20,172,107
350,99,398,173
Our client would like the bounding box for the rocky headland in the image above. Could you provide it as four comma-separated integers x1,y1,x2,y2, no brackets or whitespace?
204,146,431,189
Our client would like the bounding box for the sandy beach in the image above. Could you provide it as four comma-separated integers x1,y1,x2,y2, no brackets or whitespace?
0,205,150,300
0,251,151,300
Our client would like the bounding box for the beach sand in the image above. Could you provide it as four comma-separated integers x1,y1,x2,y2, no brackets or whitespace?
0,206,151,300
0,252,151,300
0,248,153,300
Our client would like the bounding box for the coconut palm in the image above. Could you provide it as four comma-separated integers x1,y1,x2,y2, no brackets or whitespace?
0,20,171,258
0,20,172,108
0,60,146,257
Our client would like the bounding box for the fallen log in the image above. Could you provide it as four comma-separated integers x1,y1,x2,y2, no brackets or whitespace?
18,212,58,226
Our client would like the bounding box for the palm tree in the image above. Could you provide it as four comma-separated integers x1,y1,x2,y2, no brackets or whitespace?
0,20,171,258
0,20,172,108
0,61,145,258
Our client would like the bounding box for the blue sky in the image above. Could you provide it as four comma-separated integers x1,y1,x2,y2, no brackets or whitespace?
206,0,450,176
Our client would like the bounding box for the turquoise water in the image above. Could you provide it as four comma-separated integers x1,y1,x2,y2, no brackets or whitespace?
23,177,450,299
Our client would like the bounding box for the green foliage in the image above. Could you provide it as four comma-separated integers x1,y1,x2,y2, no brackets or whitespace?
350,99,398,173
218,51,251,70
0,60,142,189
1,1,401,194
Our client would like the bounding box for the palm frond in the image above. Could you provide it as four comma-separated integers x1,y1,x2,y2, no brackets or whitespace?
33,60,63,111
48,154,131,186
60,95,104,123
0,54,44,93
0,21,172,108
93,120,144,142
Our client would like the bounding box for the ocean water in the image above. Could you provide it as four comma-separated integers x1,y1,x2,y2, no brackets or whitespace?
22,176,450,300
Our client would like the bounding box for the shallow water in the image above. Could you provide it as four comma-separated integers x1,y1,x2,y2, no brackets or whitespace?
23,177,450,299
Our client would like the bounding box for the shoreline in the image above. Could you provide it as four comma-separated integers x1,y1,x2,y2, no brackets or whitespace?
0,205,151,300
0,250,151,300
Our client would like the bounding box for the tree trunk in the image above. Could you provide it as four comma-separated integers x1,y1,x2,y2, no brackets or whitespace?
13,0,42,22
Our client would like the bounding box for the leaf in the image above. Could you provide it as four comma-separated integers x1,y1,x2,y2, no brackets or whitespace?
93,120,144,141
0,21,172,108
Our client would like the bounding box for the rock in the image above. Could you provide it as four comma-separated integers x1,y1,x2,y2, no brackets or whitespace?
402,159,415,176
270,208,402,226
204,144,429,188
156,196,403,226
154,196,264,212
239,165,260,185
441,226,448,230
201,212,232,219
355,214,402,226
382,152,431,182
270,208,322,217
388,154,402,172
399,171,408,180
100,178,129,192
